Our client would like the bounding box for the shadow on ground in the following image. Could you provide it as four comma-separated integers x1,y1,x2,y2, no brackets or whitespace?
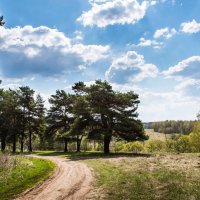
30,151,153,161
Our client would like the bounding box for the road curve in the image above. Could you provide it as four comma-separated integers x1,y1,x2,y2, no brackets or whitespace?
15,156,94,200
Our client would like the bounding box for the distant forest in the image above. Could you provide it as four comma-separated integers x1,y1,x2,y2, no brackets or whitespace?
144,120,197,135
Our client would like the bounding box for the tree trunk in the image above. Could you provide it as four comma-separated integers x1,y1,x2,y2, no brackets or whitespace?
28,131,32,152
104,135,111,154
64,138,68,152
21,112,25,153
77,138,81,152
1,136,6,152
28,119,32,152
20,132,24,152
12,133,16,153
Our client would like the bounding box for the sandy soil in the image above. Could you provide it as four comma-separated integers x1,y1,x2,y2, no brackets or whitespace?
15,156,94,200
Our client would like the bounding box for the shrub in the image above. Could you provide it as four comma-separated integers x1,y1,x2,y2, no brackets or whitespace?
114,141,125,152
164,139,176,152
145,140,164,152
189,132,200,152
174,135,191,153
123,141,144,153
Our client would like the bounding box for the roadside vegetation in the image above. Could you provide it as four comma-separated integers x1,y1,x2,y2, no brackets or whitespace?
0,154,56,200
31,151,200,200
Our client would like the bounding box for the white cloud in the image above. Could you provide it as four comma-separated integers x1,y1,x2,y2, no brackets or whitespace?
175,78,200,91
0,26,71,49
77,0,155,28
0,83,21,90
180,19,200,34
154,27,177,39
100,80,200,121
72,31,84,43
139,90,200,121
106,51,158,83
0,26,110,78
163,56,200,80
134,37,163,48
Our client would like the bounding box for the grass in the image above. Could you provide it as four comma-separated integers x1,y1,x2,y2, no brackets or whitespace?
32,151,200,199
145,129,172,141
0,154,56,200
84,154,200,200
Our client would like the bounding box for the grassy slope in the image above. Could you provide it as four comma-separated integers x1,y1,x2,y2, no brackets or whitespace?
0,156,56,200
145,129,172,141
84,155,200,200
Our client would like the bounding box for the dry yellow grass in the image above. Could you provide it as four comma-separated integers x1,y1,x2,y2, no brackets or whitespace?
145,129,172,141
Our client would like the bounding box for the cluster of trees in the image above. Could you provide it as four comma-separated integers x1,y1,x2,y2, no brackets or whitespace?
149,120,196,135
0,85,46,153
0,80,147,154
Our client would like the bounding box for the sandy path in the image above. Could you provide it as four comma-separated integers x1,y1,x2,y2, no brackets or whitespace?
15,156,94,200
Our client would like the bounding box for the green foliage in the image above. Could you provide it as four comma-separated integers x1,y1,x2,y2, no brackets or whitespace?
72,80,146,154
145,140,165,152
114,141,125,152
122,141,144,153
189,132,200,152
0,86,46,153
175,135,191,153
47,90,74,152
151,120,196,135
144,131,200,153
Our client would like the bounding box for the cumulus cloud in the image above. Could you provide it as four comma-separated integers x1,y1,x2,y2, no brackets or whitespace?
0,26,110,78
139,90,200,121
175,78,200,91
99,80,200,121
72,31,84,43
106,51,158,83
131,37,163,48
154,27,177,39
163,56,200,80
77,0,156,28
180,19,200,34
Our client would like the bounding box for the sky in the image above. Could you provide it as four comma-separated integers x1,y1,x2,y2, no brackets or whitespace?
0,0,200,122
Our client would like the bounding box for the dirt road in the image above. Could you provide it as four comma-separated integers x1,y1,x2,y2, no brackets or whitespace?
15,156,94,200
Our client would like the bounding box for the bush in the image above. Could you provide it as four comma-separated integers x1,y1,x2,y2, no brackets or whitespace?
123,142,144,153
164,139,176,152
145,140,164,152
174,135,191,153
114,141,125,152
189,132,200,152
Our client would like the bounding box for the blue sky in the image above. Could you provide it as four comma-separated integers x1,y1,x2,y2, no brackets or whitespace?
0,0,200,122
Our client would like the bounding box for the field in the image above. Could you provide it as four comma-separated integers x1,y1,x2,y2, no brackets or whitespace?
145,129,172,141
85,153,200,200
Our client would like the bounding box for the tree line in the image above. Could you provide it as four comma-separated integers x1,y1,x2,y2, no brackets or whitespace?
0,80,147,154
146,120,197,135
